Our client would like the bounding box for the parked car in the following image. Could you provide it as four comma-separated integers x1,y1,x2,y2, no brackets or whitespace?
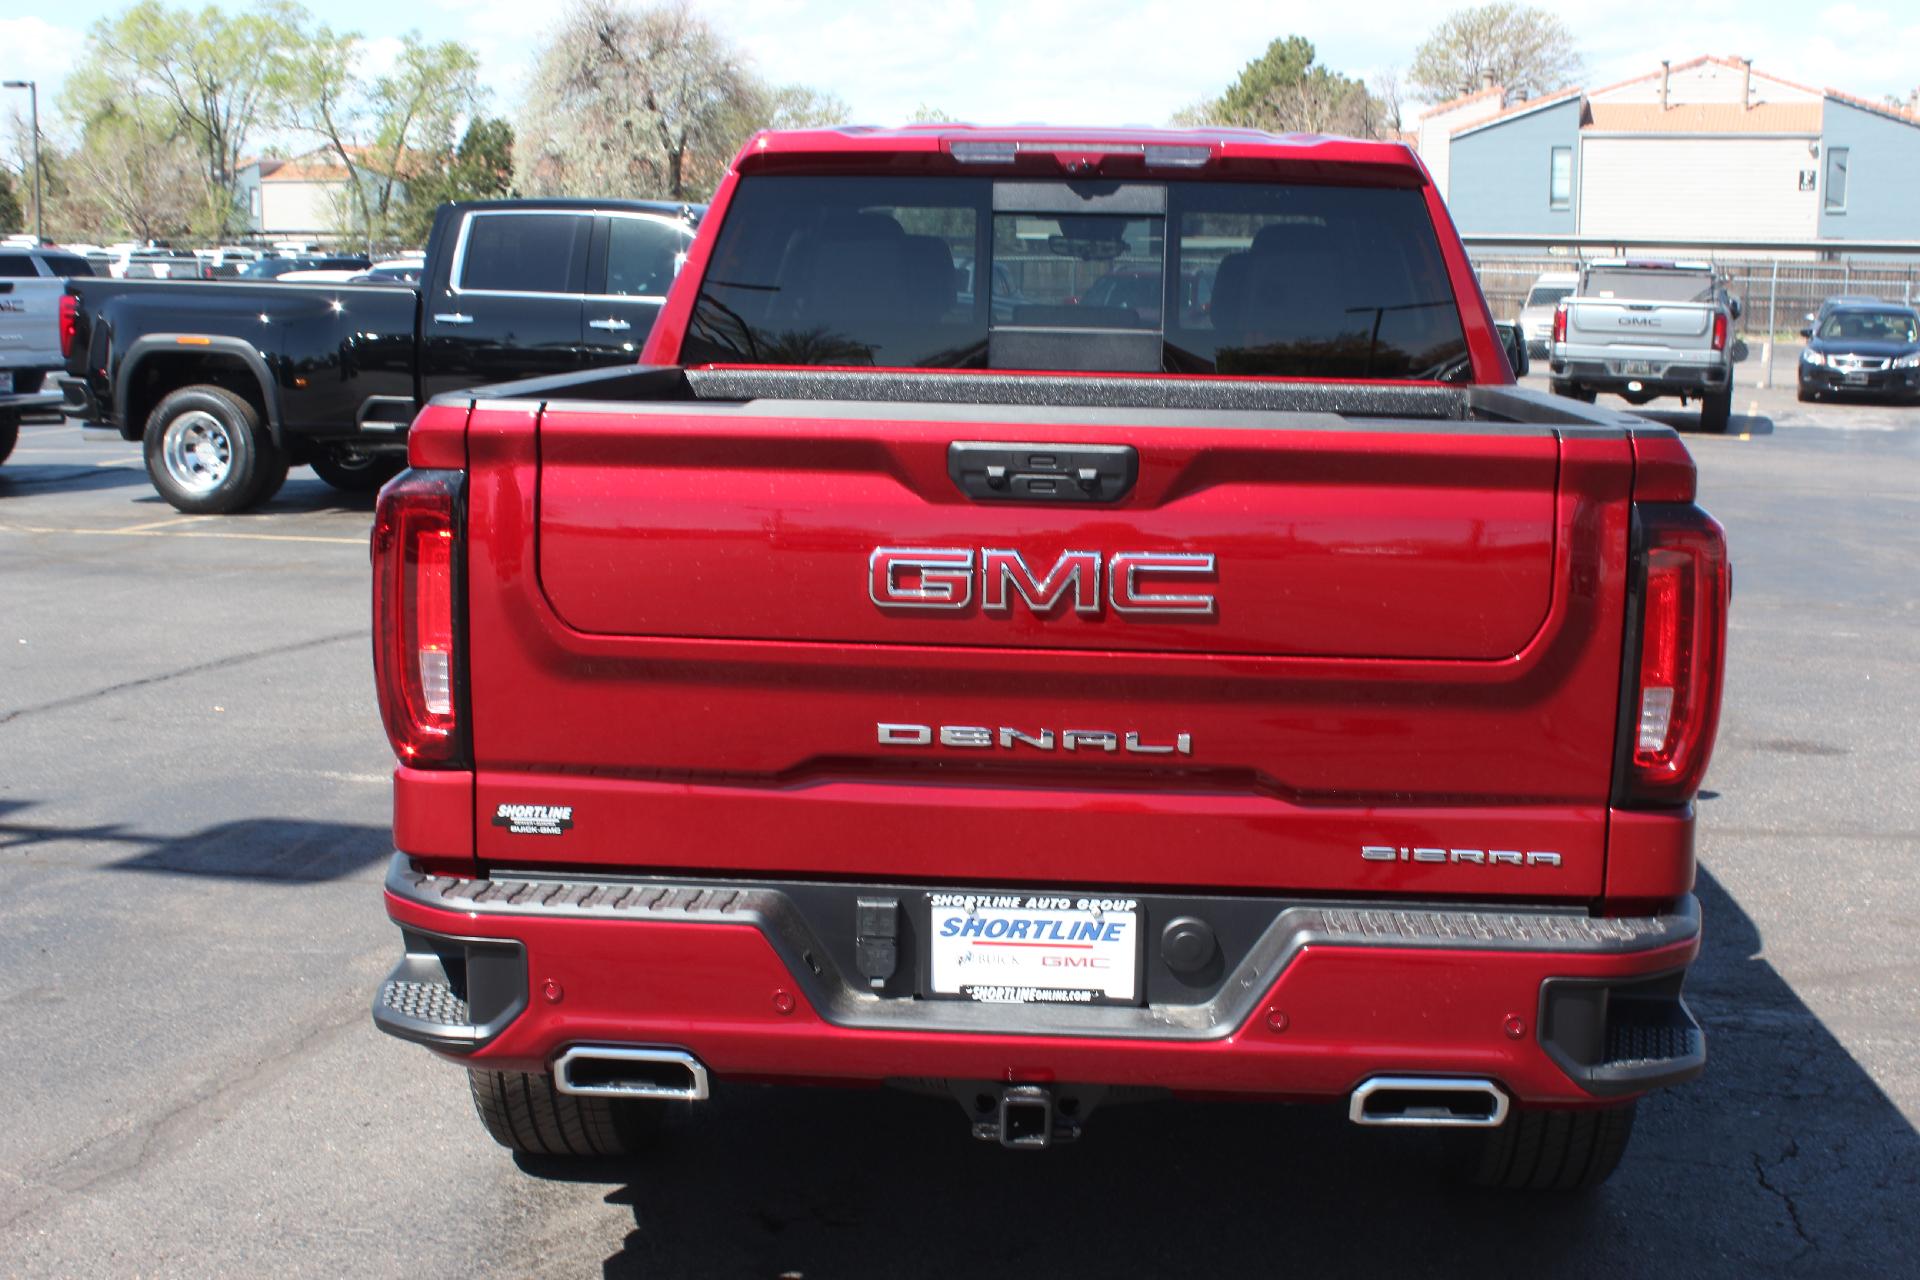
1075,267,1212,326
106,246,201,279
1,246,96,461
236,255,369,280
199,246,265,277
367,126,1727,1194
122,253,210,280
350,256,426,285
1516,269,1578,356
955,256,1024,322
1549,259,1741,431
61,199,702,512
1797,303,1920,402
1799,294,1883,338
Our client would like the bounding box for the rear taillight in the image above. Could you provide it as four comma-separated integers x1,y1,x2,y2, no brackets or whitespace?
1551,304,1568,346
1711,312,1729,352
372,469,465,767
1620,504,1729,806
59,294,78,359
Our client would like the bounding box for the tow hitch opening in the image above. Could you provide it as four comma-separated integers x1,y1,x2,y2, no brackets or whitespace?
999,1085,1055,1149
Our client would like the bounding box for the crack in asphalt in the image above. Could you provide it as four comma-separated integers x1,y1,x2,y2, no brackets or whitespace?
1751,1143,1815,1254
0,992,372,1233
0,630,361,727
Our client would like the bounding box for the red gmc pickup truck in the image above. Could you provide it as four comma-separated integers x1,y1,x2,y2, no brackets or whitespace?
368,126,1729,1192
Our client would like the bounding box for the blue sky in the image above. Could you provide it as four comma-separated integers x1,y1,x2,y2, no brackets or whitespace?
4,0,1915,146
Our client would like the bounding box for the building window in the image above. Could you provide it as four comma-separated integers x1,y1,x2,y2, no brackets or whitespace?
1824,146,1849,214
249,187,261,218
1549,147,1572,211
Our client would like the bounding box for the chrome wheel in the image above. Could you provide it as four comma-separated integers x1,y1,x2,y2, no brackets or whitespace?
160,410,234,494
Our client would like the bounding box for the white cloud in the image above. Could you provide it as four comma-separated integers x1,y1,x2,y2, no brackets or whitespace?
0,17,90,146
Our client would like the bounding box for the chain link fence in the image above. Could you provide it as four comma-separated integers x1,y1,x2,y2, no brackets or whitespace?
1470,253,1920,338
1469,251,1920,386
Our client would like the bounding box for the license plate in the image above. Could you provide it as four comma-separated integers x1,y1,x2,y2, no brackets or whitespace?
0,371,12,394
1615,360,1658,377
927,891,1141,1005
1844,373,1870,386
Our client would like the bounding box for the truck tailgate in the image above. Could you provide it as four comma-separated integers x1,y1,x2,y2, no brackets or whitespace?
467,400,1634,898
1566,299,1713,352
0,279,61,371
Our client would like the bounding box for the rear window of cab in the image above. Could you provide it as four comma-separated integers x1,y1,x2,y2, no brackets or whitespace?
683,175,1469,380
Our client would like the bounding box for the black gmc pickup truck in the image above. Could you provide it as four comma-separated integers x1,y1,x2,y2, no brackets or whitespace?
60,198,700,512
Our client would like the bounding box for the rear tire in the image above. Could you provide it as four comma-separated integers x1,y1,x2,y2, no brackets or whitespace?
467,1068,662,1157
1699,386,1732,433
142,384,287,513
1797,383,1816,403
1468,1101,1637,1192
0,410,18,466
310,446,404,493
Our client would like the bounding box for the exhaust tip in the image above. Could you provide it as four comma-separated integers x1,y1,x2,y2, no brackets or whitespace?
1348,1076,1509,1128
554,1046,710,1101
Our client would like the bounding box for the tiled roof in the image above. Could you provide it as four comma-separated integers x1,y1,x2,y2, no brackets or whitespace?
1452,87,1585,136
1585,54,1823,102
1823,87,1920,126
1585,102,1824,134
260,145,422,183
1417,83,1504,122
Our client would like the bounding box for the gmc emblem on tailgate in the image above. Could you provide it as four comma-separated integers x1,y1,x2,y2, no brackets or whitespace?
869,548,1216,617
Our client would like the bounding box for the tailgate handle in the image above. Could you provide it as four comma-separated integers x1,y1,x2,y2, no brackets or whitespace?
949,441,1136,503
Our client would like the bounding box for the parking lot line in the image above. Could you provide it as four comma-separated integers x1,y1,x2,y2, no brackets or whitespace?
114,515,213,533
170,529,365,546
0,520,363,546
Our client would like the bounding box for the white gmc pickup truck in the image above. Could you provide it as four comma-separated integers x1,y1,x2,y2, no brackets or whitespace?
1548,260,1741,432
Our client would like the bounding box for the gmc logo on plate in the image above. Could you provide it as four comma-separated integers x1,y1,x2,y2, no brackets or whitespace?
869,548,1216,617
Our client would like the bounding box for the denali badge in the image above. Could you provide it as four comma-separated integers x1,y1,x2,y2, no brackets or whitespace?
869,547,1216,617
880,723,1192,755
1362,845,1561,867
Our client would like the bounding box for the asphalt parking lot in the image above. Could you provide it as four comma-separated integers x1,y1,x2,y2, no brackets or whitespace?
2,382,1916,1278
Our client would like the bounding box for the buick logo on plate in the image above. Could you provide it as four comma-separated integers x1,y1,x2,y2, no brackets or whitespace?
869,547,1216,617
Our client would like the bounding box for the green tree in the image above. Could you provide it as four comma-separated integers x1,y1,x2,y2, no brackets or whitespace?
62,104,201,242
0,164,22,235
1408,3,1581,102
394,117,514,247
1177,36,1390,139
278,20,481,251
64,1,300,237
517,1,817,201
759,85,851,130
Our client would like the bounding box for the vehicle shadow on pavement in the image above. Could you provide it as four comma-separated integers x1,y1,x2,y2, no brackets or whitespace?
524,867,1917,1279
106,474,381,517
1636,409,1777,437
257,475,381,515
0,462,154,496
0,803,390,883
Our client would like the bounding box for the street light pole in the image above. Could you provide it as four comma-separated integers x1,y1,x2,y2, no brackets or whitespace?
3,80,40,244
